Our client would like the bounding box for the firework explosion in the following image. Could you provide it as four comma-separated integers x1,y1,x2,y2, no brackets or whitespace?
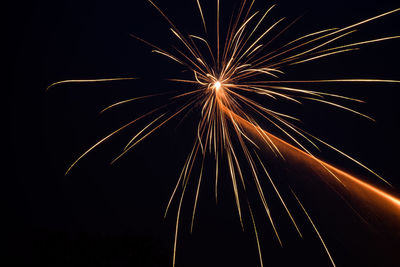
48,1,400,266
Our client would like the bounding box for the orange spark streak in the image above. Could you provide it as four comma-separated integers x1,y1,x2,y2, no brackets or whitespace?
219,103,400,222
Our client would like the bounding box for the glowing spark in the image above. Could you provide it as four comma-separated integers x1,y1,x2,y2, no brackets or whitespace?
291,189,336,267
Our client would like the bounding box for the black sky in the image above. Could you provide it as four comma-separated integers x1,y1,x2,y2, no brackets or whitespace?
8,0,400,266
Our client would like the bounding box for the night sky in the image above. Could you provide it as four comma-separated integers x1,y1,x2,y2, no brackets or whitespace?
8,0,400,266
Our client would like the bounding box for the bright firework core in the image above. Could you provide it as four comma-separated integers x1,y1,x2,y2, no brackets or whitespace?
214,81,222,91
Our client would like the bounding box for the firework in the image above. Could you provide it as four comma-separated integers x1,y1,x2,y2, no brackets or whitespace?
48,1,400,266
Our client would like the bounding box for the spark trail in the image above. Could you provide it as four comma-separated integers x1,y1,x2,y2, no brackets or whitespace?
48,1,400,266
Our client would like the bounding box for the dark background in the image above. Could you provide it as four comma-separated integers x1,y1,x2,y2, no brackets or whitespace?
8,0,400,266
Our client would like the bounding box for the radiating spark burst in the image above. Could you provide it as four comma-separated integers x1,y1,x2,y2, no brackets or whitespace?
48,1,400,266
